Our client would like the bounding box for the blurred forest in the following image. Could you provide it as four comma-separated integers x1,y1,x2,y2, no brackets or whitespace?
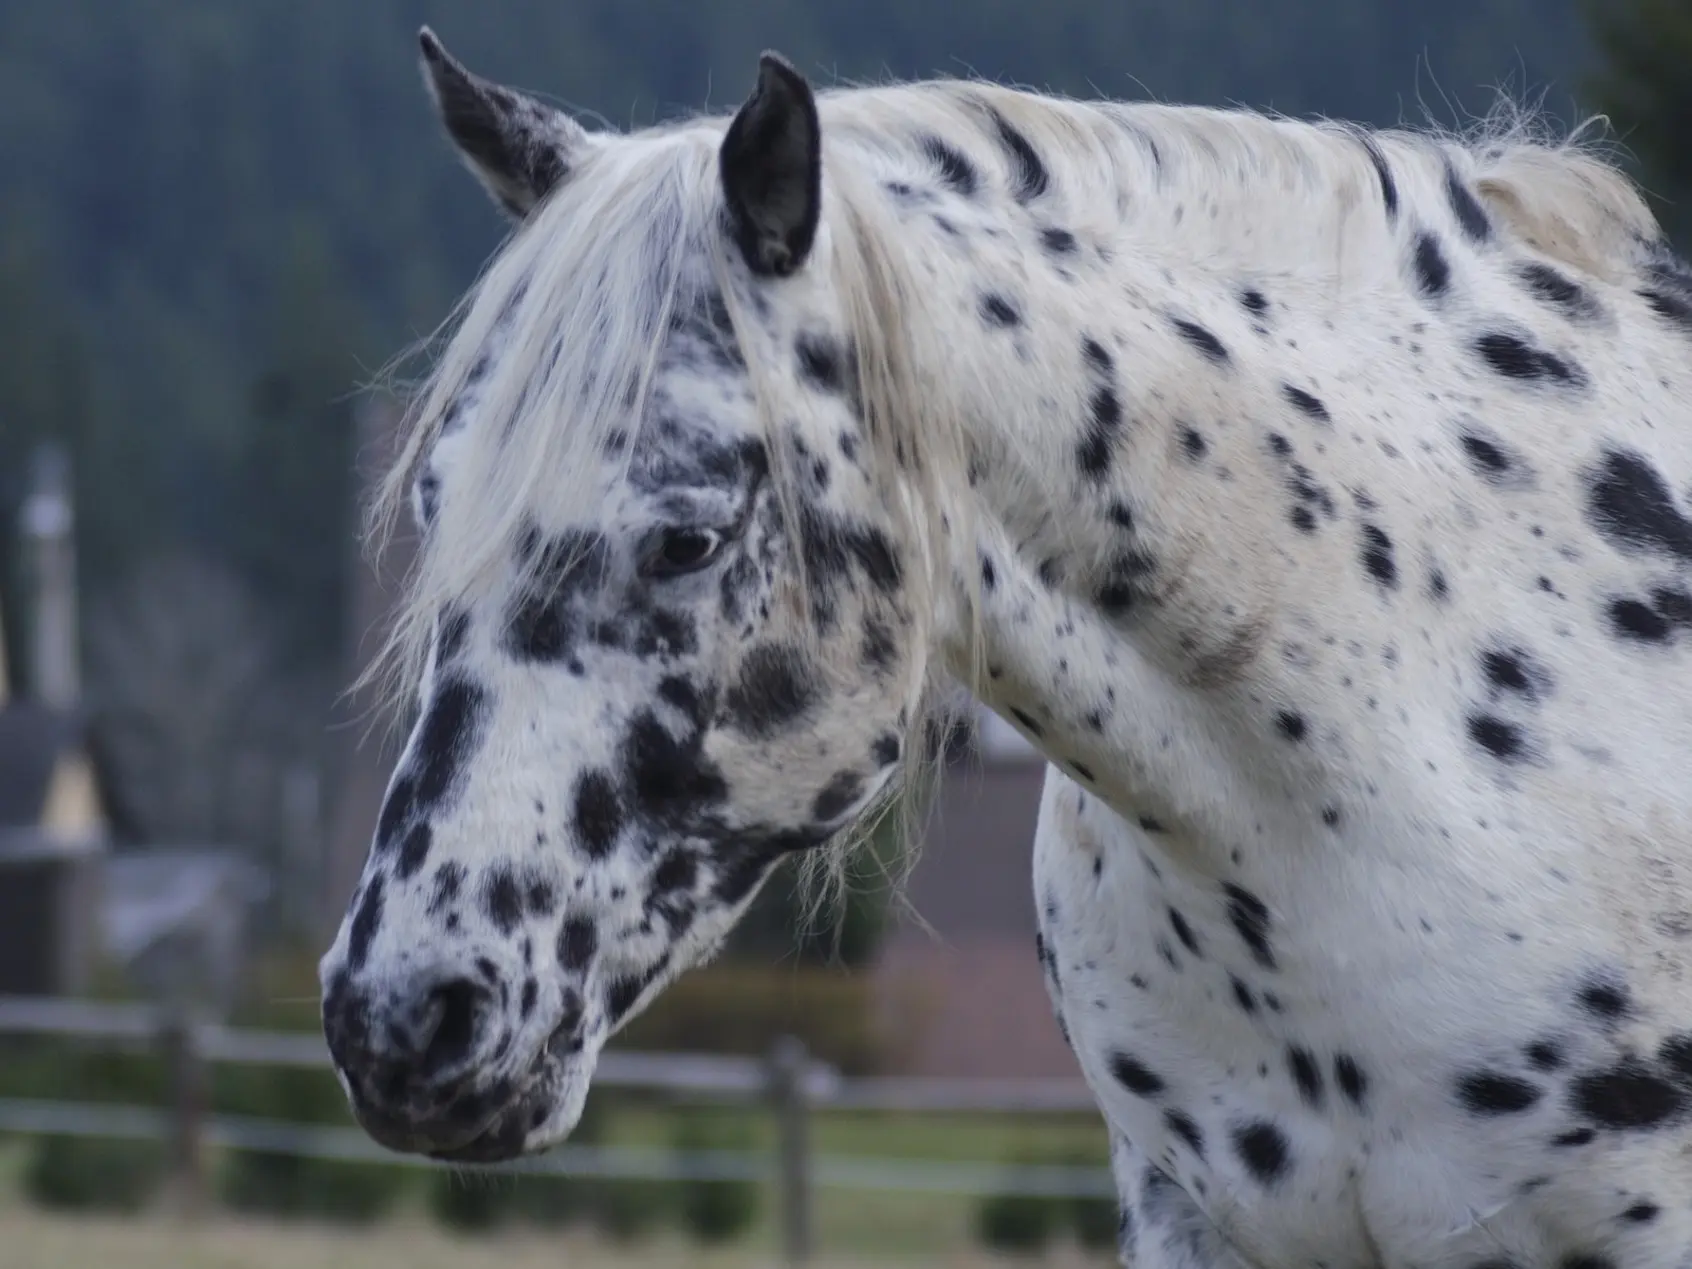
0,0,1682,957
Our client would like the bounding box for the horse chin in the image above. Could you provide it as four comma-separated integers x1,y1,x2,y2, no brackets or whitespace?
424,1045,596,1165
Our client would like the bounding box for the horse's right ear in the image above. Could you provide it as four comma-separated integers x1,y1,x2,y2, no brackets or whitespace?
418,27,594,220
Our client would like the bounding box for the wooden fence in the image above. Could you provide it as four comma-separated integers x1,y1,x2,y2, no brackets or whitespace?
0,995,1112,1264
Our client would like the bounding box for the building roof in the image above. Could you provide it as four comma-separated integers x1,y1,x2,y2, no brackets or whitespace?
0,702,86,828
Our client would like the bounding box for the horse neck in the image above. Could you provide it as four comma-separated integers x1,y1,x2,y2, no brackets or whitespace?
876,126,1289,835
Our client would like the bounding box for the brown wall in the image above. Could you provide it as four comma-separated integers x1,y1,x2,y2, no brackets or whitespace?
872,753,1080,1079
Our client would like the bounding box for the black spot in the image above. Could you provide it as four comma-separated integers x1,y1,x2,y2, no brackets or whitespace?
1553,1127,1596,1147
1623,1200,1661,1223
980,292,1022,327
557,917,597,972
1474,332,1583,385
919,133,979,196
723,644,819,735
861,617,898,670
603,954,669,1027
1429,570,1449,601
519,977,538,1019
1240,288,1269,315
346,874,384,972
374,773,418,855
1180,426,1207,459
1040,226,1078,255
1455,1070,1542,1115
796,333,848,394
1077,385,1125,479
984,106,1049,201
1171,318,1229,364
1413,232,1450,296
1274,711,1307,742
649,850,697,905
1334,1054,1368,1108
1658,1032,1692,1080
412,677,488,818
1230,1120,1291,1184
1608,597,1671,643
1360,524,1397,588
1286,1046,1325,1108
1577,973,1632,1023
1230,976,1256,1012
1480,647,1550,702
1572,1056,1688,1129
1457,430,1525,485
1641,285,1692,334
1109,1050,1166,1097
1525,1040,1564,1071
1517,262,1594,319
1094,550,1156,618
620,709,729,826
1168,908,1202,956
1466,713,1526,762
1164,1108,1205,1157
427,862,465,915
395,823,433,881
505,530,610,665
1583,447,1692,565
871,733,901,767
571,769,624,858
1138,816,1165,833
812,771,865,822
526,880,555,916
980,554,998,590
1321,805,1342,827
1444,163,1491,241
1081,336,1114,373
482,867,524,936
1223,883,1275,970
1281,384,1329,422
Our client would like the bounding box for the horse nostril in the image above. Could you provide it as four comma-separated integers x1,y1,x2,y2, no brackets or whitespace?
419,977,485,1077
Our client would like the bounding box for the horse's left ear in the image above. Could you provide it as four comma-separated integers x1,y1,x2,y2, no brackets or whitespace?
418,27,594,220
719,52,822,277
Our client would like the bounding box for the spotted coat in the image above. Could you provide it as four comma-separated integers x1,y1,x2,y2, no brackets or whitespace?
319,26,1692,1269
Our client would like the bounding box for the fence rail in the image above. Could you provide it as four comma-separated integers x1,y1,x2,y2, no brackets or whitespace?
0,995,1112,1262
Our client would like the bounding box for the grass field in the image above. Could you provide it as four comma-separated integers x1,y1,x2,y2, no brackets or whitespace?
0,1120,1119,1267
0,1204,1114,1269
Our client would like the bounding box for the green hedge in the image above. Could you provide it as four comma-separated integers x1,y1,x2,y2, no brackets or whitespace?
213,1060,414,1224
22,1134,167,1213
973,1146,1118,1256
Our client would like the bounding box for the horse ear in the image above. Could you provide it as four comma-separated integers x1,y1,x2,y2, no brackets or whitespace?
417,27,592,220
719,52,822,277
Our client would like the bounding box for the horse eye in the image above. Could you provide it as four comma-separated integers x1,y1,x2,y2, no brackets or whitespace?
648,528,723,577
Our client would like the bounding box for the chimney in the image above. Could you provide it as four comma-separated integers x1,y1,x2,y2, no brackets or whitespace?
18,443,79,710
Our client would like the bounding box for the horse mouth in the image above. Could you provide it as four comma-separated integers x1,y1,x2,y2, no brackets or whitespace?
350,1024,588,1165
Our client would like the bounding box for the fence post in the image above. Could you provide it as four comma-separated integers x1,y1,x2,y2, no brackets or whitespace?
767,1034,812,1266
158,1002,206,1217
